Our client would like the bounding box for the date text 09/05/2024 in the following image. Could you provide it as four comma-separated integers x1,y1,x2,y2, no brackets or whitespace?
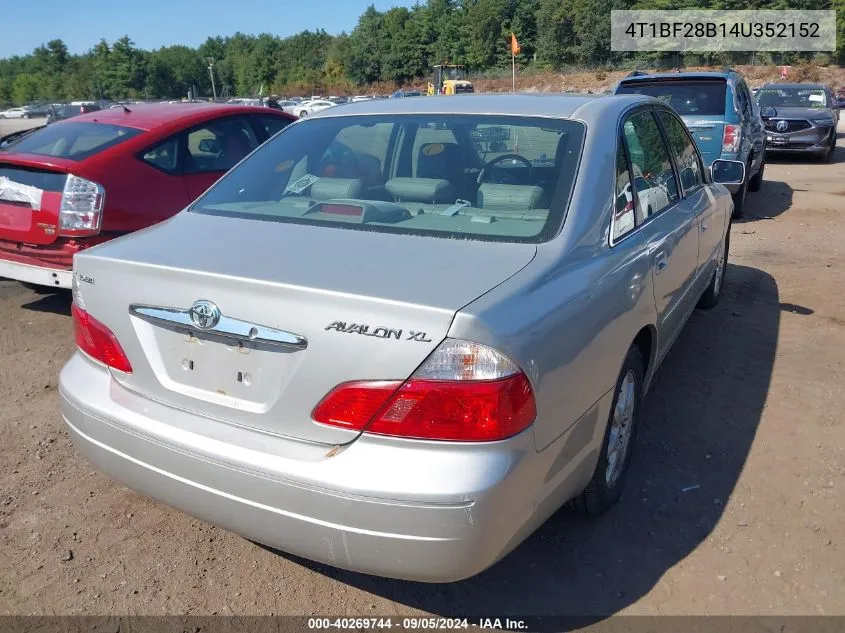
624,21,821,39
307,618,529,630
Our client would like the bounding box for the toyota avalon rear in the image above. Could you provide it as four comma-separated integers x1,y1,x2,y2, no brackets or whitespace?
60,107,588,581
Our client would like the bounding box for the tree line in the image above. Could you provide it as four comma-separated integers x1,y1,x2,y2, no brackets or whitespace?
1,0,843,105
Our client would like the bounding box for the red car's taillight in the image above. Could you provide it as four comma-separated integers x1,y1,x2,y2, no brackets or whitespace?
312,340,536,442
722,124,741,153
72,304,132,373
59,174,105,237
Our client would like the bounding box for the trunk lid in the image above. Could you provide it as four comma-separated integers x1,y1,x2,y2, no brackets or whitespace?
0,157,72,245
682,117,725,166
74,212,537,445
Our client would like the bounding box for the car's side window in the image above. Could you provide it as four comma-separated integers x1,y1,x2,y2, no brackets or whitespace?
613,139,637,242
185,117,261,174
657,111,704,195
735,83,749,115
253,115,292,140
622,111,679,219
142,137,179,172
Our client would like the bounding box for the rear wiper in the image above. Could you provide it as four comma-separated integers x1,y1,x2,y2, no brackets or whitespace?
0,125,45,150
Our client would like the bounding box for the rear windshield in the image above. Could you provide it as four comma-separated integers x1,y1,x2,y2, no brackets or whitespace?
757,87,828,108
0,122,141,161
617,79,727,116
191,114,585,243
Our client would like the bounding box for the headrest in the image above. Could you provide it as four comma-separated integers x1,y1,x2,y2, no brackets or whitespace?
385,177,455,203
477,184,546,210
310,178,364,200
416,142,463,180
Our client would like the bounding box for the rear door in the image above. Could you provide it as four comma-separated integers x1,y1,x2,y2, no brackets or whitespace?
657,109,719,282
622,109,700,356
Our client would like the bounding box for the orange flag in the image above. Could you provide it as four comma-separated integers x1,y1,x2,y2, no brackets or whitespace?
510,32,521,55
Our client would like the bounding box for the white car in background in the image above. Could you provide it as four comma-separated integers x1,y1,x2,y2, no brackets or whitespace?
0,107,30,119
632,175,670,218
296,100,335,117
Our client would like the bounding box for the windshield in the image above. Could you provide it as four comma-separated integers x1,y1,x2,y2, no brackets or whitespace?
0,122,141,160
616,80,727,116
757,87,827,108
191,114,585,243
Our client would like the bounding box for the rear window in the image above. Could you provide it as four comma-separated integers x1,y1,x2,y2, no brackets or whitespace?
617,79,727,116
191,114,586,243
0,122,142,161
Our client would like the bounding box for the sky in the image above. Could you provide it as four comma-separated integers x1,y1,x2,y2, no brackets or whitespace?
1,0,417,58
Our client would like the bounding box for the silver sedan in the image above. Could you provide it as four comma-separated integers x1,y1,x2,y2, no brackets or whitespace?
60,94,741,582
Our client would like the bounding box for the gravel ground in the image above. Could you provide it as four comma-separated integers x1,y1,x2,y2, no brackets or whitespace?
0,122,843,621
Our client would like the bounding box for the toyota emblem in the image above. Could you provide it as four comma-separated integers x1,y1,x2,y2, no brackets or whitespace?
776,120,789,133
188,300,221,330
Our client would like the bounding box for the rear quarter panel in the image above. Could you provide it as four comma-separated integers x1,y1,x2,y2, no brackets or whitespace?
450,118,659,452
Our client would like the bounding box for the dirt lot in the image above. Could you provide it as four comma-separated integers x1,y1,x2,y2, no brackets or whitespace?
0,123,843,622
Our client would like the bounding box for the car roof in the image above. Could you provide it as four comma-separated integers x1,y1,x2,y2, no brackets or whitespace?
761,82,827,90
307,93,654,121
58,103,286,131
620,71,737,82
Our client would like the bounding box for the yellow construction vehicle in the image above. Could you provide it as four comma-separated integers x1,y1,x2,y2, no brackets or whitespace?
427,65,474,95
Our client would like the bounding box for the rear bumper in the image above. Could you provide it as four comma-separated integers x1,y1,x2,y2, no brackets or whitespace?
59,352,599,582
0,256,71,288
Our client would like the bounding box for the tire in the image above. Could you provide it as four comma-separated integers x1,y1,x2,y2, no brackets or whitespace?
748,154,765,192
299,110,308,118
0,115,5,119
697,227,730,310
23,113,29,119
572,345,644,516
731,172,748,219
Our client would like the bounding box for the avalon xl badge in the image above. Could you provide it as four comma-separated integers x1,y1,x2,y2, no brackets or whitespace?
188,300,222,330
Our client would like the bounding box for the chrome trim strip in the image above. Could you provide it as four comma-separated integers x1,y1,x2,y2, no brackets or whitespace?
129,304,308,350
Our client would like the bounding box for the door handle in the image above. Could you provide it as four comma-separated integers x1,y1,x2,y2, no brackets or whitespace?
701,222,708,232
655,253,669,273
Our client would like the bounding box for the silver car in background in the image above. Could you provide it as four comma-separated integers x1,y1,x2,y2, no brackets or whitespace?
60,94,740,582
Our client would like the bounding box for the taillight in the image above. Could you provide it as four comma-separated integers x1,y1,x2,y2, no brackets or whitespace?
59,174,105,237
71,304,132,373
722,124,741,153
312,340,536,442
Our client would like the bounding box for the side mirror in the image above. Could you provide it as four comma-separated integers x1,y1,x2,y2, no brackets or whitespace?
760,106,777,119
711,159,746,185
198,138,219,154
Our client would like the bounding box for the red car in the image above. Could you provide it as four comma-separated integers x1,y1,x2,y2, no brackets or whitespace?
0,103,295,289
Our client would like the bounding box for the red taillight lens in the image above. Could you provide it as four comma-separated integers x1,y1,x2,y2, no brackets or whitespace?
722,124,741,153
368,374,536,441
72,304,132,373
312,340,537,442
311,380,403,429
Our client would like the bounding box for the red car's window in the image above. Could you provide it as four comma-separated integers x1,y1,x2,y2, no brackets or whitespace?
0,122,141,161
141,116,262,175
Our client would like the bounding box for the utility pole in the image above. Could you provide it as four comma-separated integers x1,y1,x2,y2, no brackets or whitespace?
207,58,218,101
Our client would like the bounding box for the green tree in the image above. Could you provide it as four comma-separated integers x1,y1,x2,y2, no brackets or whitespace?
12,73,40,104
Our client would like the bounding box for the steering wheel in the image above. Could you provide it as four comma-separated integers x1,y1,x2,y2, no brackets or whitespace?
477,153,534,185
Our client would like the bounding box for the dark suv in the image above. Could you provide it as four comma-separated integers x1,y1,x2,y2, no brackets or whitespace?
615,69,765,218
756,83,838,161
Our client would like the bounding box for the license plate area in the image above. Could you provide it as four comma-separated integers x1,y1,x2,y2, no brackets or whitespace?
0,202,32,230
768,135,788,145
142,323,303,409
